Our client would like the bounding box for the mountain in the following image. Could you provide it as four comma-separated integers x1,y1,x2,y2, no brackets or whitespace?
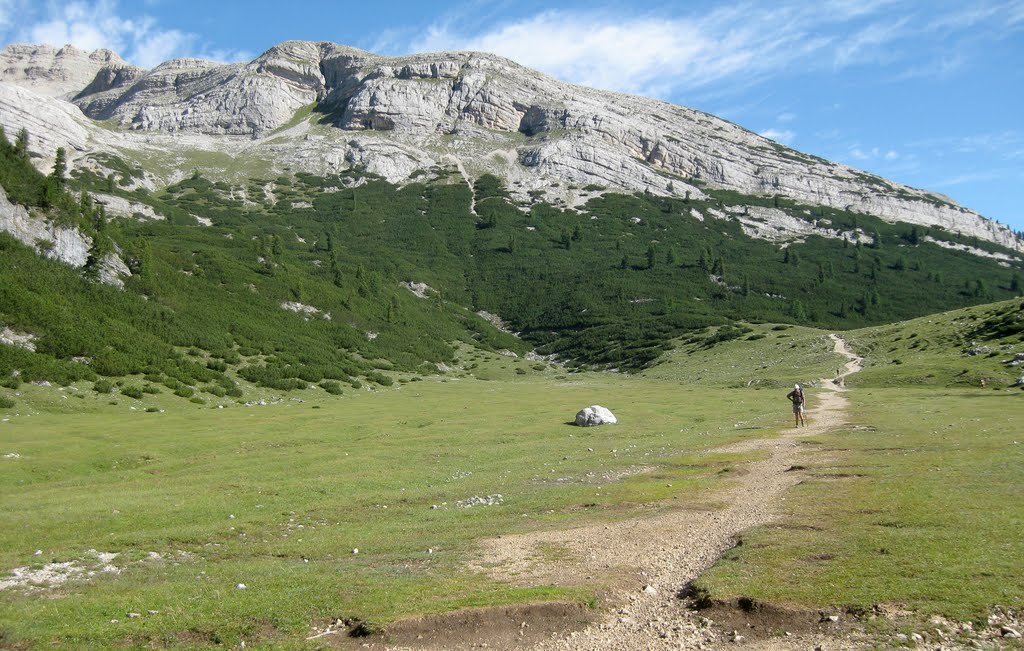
1,41,1020,252
1,41,1023,399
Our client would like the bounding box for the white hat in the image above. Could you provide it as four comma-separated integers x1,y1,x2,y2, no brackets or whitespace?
794,384,800,389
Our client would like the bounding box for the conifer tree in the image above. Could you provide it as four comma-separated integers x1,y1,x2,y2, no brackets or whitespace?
50,147,66,182
14,128,28,158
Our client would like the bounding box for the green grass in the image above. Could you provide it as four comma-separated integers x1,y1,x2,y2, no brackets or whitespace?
845,298,1024,388
642,323,847,388
0,373,782,649
692,388,1024,623
2,303,1023,646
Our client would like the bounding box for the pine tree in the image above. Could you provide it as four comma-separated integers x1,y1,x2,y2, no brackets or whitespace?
50,147,66,182
646,243,657,269
14,128,28,158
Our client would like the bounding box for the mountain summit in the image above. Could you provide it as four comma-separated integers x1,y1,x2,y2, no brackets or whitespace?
0,40,1020,251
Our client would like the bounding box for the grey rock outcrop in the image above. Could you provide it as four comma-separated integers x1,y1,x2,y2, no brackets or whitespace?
0,186,130,287
1,41,1020,254
0,43,129,99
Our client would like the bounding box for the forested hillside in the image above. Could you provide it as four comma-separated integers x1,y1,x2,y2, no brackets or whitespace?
1,132,1022,399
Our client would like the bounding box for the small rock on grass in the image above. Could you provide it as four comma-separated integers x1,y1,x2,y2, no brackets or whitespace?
1003,626,1022,638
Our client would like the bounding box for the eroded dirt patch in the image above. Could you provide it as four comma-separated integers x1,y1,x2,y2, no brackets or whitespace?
321,602,594,650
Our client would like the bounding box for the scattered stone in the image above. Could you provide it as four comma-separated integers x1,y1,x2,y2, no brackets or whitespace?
1002,626,1022,638
456,494,504,508
33,550,41,556
352,548,358,555
236,583,246,590
642,585,658,595
127,612,141,618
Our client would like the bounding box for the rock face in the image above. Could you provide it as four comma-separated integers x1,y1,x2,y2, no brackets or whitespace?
0,44,130,99
575,405,617,427
0,41,1021,253
0,186,130,287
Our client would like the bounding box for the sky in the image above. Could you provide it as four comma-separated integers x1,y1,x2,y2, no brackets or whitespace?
1,0,1022,232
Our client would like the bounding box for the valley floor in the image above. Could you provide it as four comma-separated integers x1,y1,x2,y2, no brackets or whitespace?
362,336,868,651
1,328,1022,650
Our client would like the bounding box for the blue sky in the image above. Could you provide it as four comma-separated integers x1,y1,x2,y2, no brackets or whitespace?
1,0,1022,232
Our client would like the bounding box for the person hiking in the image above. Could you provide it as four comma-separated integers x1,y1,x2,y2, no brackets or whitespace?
786,384,806,427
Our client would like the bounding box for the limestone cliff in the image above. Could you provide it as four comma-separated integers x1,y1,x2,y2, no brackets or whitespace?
0,41,1020,253
0,186,130,287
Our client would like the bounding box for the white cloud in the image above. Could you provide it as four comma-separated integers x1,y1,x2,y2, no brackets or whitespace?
2,0,245,68
0,0,20,32
832,17,909,68
777,112,797,123
933,170,1004,187
760,128,796,144
391,1,1020,100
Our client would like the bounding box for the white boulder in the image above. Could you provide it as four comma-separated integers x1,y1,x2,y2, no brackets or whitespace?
575,405,617,427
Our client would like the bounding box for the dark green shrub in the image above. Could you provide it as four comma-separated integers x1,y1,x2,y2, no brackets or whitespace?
365,372,393,387
0,396,14,409
174,386,194,398
189,396,205,404
121,385,144,399
93,379,114,394
145,406,160,413
143,384,161,394
320,380,343,395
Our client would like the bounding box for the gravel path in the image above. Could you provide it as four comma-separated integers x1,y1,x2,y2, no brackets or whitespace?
468,334,866,650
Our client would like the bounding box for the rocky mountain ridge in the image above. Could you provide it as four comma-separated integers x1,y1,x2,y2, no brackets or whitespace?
0,41,1020,253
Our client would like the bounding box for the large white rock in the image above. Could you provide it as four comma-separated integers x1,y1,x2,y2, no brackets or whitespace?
575,405,617,427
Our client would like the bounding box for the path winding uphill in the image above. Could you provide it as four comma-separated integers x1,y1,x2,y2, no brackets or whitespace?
516,335,864,650
374,337,864,650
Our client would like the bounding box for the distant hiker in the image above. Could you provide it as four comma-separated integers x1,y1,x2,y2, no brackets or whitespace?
786,384,806,427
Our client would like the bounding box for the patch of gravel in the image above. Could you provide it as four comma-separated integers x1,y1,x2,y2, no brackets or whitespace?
0,549,120,591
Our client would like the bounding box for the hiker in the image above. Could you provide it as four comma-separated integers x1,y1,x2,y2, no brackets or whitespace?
786,384,806,427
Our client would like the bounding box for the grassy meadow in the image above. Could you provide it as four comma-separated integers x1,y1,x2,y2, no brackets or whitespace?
0,356,791,649
693,387,1024,623
1,301,1022,647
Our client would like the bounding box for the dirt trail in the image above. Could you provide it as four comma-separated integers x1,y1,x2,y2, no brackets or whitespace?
375,336,865,650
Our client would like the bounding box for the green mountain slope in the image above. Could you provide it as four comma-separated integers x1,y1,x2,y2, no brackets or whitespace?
2,135,1023,399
